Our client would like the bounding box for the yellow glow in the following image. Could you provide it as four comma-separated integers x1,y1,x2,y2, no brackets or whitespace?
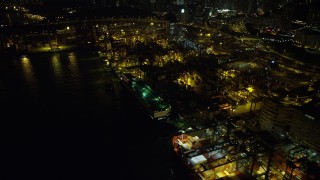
67,52,79,78
21,56,36,85
247,87,254,92
150,22,154,26
51,54,62,76
67,26,70,30
308,85,314,92
21,56,29,61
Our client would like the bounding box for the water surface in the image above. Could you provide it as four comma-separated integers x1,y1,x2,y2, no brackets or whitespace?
1,50,187,180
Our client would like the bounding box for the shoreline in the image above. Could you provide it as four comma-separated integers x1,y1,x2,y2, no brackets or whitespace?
0,44,99,58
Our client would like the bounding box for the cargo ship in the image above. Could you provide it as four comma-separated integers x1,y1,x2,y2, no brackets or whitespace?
118,73,171,120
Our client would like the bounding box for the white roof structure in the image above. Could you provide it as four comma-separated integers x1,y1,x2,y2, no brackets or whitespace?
190,155,207,166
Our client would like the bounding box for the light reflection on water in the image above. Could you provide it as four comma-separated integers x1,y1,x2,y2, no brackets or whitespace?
51,53,63,84
1,51,108,102
67,52,82,91
1,50,186,180
20,56,38,94
67,52,79,78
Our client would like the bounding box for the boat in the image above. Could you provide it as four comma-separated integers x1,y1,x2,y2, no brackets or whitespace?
118,72,171,120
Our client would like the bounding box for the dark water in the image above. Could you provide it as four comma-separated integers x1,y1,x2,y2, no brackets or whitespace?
0,50,188,180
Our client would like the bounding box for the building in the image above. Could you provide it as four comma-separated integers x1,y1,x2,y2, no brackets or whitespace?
290,102,320,151
273,5,294,32
259,95,320,151
306,8,320,29
153,0,167,12
259,98,295,135
294,28,320,51
235,0,258,14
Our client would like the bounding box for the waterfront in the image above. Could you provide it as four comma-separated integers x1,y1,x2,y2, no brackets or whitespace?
1,1,320,179
1,50,188,180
